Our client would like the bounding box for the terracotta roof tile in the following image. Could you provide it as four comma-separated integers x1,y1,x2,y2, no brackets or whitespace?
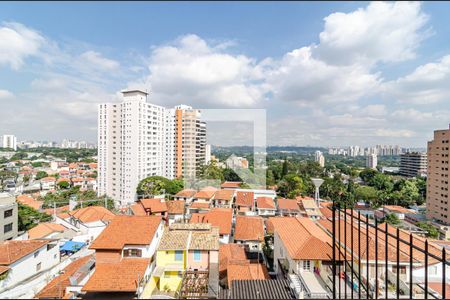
190,202,211,209
36,255,94,298
194,187,217,199
235,191,254,207
234,216,264,241
130,203,147,216
190,208,233,235
69,206,115,223
16,194,43,210
277,198,301,212
0,266,9,275
256,197,276,210
175,189,197,198
167,200,185,215
219,244,247,274
90,215,162,250
41,176,56,182
0,240,50,265
140,198,168,213
28,223,66,239
213,189,235,201
82,258,148,292
220,181,242,189
227,262,270,287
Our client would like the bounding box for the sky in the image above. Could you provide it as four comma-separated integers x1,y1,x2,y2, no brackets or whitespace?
1,1,450,147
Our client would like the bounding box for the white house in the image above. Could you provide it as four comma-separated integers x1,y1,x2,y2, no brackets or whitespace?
0,240,60,292
40,177,56,190
256,197,276,217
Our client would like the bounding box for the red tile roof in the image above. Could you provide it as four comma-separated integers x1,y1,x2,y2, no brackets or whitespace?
90,215,162,250
220,181,242,189
235,191,254,207
0,240,50,265
69,206,115,223
271,217,332,260
277,198,301,212
190,202,211,209
227,262,270,287
190,208,233,235
256,197,276,209
194,187,217,199
234,216,264,241
36,255,94,298
16,194,43,210
28,223,66,239
82,258,148,292
140,198,168,213
41,176,56,182
167,200,185,215
219,244,247,274
175,189,197,198
213,189,235,201
0,266,9,275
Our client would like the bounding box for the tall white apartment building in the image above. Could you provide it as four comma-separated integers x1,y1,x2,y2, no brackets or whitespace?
2,135,17,151
98,90,206,206
366,154,378,169
315,150,325,167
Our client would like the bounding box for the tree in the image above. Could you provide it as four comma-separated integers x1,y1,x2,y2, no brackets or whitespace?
281,159,289,178
17,204,52,231
201,162,224,181
416,222,439,239
277,174,305,198
35,171,48,180
371,173,394,192
359,168,378,184
137,176,170,197
57,181,70,189
354,186,378,203
223,168,241,182
165,179,184,195
384,213,401,226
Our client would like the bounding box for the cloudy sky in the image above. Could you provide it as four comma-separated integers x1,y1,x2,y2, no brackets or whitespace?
1,1,450,147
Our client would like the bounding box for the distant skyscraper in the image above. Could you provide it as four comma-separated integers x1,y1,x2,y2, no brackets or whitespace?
205,144,211,165
97,90,206,206
366,154,377,169
2,135,17,151
426,126,450,225
315,150,325,167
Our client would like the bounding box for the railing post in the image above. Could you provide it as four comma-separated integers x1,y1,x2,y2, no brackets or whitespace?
351,207,354,300
332,200,336,300
442,248,446,300
409,233,413,300
385,222,389,300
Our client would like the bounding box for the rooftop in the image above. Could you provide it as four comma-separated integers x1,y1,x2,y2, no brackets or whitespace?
220,181,242,189
28,223,66,239
235,191,254,207
277,198,301,212
167,200,185,214
0,240,50,265
227,262,270,287
213,189,235,201
256,197,276,210
140,198,168,213
190,208,233,235
234,216,264,241
90,215,162,250
69,206,115,223
175,189,197,198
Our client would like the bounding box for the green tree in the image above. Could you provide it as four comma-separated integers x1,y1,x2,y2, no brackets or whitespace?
17,204,52,231
281,159,289,178
165,179,184,195
354,185,378,203
223,168,241,182
57,181,70,189
277,174,305,198
201,162,224,181
416,222,439,239
136,176,170,197
384,213,401,226
359,168,378,184
35,171,48,180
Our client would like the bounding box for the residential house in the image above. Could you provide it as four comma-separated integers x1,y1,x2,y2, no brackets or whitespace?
130,198,168,223
82,216,164,298
16,194,43,211
193,186,217,202
299,198,323,220
27,223,68,240
277,198,302,216
0,240,60,292
40,177,56,190
35,255,95,299
234,216,264,252
226,262,270,288
220,181,242,190
56,206,115,243
188,201,211,215
213,189,235,208
146,223,219,297
166,200,185,225
190,208,233,243
0,193,17,241
173,189,196,203
256,197,276,217
234,191,254,215
271,217,333,299
375,205,416,221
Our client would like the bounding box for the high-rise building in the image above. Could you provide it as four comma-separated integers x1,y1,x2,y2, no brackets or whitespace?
205,144,211,165
315,150,325,167
366,154,377,169
426,127,450,224
97,90,206,206
399,152,427,177
2,135,17,151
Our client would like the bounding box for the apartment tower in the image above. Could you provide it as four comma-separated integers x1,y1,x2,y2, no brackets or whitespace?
399,152,427,177
98,90,206,206
2,135,17,151
426,127,450,224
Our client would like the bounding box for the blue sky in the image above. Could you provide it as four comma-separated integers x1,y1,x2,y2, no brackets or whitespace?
1,2,450,147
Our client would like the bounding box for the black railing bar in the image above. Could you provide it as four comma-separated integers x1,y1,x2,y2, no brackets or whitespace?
415,283,441,300
358,211,362,300
396,227,400,300
375,218,378,300
409,233,413,300
335,214,449,264
366,215,370,299
351,207,354,300
344,203,347,300
442,247,446,300
425,240,428,300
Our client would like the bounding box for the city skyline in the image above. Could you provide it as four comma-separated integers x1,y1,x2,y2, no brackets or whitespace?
1,2,450,147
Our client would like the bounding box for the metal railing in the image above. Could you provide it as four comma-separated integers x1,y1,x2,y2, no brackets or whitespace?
330,201,449,299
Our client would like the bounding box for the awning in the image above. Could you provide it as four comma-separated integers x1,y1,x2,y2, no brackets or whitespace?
60,240,86,252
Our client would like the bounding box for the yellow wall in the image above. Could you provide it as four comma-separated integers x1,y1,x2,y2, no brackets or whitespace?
153,250,186,292
160,271,183,292
156,250,186,269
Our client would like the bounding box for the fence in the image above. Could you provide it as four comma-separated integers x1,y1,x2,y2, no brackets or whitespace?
330,201,449,299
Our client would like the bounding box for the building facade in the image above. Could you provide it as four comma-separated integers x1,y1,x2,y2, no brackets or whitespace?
426,127,450,224
0,193,18,241
314,151,325,167
366,153,378,169
400,152,427,178
2,135,17,151
97,90,206,206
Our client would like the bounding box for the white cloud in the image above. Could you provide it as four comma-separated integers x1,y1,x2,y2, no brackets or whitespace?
315,1,429,66
0,22,45,70
375,129,415,138
383,55,450,104
79,51,120,71
0,89,14,99
142,34,266,108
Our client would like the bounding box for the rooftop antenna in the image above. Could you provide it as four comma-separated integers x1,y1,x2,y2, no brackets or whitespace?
311,178,324,207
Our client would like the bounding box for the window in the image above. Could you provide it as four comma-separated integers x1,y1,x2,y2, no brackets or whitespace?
34,251,39,258
302,260,311,271
4,209,13,218
4,223,13,233
392,266,406,275
193,250,201,262
123,249,142,258
36,263,41,272
175,250,183,261
47,244,56,251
